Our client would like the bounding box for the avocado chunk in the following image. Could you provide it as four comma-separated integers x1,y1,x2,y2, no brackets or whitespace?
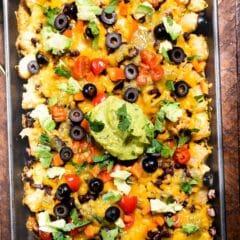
87,96,153,160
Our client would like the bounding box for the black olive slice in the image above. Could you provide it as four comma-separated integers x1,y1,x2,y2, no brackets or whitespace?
70,126,86,141
54,203,69,219
82,83,97,100
88,178,104,194
60,146,73,162
153,23,171,40
123,87,139,103
100,11,117,26
105,206,120,222
105,32,122,52
124,63,139,80
55,183,72,201
63,2,78,20
168,47,186,64
195,12,209,36
174,80,189,97
69,108,84,123
27,61,40,75
142,157,158,173
54,13,69,31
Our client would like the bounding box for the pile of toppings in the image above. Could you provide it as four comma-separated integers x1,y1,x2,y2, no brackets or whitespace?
17,0,215,239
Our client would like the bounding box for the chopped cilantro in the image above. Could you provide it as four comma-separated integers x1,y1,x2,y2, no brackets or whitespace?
39,132,50,145
93,154,114,172
166,195,175,204
55,66,71,79
146,139,163,154
182,224,199,234
116,104,131,131
72,162,87,174
52,231,69,240
165,80,175,91
85,114,105,132
154,109,165,132
181,179,198,194
178,130,191,147
161,144,175,158
145,123,154,140
43,7,61,27
190,128,200,133
104,0,118,14
194,95,205,103
187,55,200,61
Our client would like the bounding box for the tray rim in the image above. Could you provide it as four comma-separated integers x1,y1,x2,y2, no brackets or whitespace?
3,0,226,239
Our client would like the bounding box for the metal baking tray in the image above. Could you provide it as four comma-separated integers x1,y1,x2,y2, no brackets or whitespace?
3,0,226,239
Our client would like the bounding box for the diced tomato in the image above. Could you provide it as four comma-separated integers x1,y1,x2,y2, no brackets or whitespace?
63,29,72,38
70,228,81,236
136,74,148,86
92,92,108,106
150,65,164,81
119,195,138,214
51,105,67,122
123,214,135,229
91,59,108,75
173,144,191,164
39,231,52,240
65,174,81,192
172,215,181,228
100,171,112,182
81,119,90,133
140,50,158,68
72,56,91,80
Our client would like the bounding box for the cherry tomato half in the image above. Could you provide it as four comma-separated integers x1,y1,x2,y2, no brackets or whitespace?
92,92,108,106
150,65,164,81
72,56,91,80
173,144,191,164
123,214,135,229
65,174,81,192
91,59,107,75
119,195,138,214
39,231,52,240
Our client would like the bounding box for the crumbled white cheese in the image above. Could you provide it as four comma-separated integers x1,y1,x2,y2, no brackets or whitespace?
159,40,173,54
115,218,125,228
110,170,132,180
114,179,131,195
150,199,183,213
18,54,36,79
46,167,65,179
188,0,208,12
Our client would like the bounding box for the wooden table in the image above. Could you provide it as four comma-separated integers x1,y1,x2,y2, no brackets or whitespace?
0,0,239,239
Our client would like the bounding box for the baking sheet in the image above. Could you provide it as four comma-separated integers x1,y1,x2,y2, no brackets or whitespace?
3,0,226,239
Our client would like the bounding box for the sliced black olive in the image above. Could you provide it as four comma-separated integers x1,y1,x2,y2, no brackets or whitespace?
60,146,73,162
105,206,120,222
70,126,86,141
106,32,122,52
168,47,186,64
203,171,214,188
88,178,104,194
123,87,139,103
63,2,78,20
82,83,97,100
54,13,69,31
36,52,49,65
100,11,117,26
55,183,72,201
85,27,95,39
195,12,209,36
124,64,139,80
153,23,171,40
174,80,189,97
27,61,40,75
54,203,69,219
142,157,158,173
69,108,84,123
62,197,75,210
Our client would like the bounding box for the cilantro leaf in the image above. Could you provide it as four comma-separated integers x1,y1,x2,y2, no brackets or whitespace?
145,123,154,140
43,7,61,27
101,227,119,240
182,224,199,234
70,208,80,225
72,162,87,174
146,139,163,154
85,114,105,132
93,154,114,172
39,132,50,145
180,179,198,194
55,66,71,78
178,131,191,147
154,109,165,132
161,144,175,158
165,80,175,91
165,217,175,227
194,95,205,103
166,195,175,204
104,0,118,14
116,104,131,131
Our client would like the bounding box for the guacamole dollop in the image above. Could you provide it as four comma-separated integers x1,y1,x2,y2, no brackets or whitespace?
87,96,153,160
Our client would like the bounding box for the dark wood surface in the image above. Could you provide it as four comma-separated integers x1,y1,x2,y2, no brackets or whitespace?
0,0,239,239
